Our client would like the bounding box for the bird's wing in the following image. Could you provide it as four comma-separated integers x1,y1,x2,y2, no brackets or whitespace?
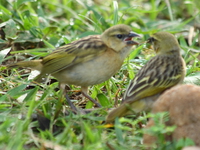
123,54,183,103
41,35,107,75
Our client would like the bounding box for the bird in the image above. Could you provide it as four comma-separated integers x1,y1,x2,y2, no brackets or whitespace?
8,24,140,111
106,31,186,123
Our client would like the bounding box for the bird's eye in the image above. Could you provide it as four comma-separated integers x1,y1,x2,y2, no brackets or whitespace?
116,34,123,39
147,37,156,43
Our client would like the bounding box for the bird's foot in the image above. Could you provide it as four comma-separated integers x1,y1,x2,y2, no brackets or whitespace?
82,92,102,107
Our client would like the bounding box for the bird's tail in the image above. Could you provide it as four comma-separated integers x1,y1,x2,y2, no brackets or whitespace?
106,95,162,123
105,103,129,123
8,60,43,71
106,99,153,123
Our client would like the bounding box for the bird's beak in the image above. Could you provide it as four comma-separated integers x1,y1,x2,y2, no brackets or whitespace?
146,37,155,44
124,31,140,45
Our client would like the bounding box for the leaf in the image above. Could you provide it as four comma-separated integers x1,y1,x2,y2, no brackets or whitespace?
0,47,11,64
85,101,93,109
115,117,124,143
127,62,135,79
83,122,95,143
97,93,110,107
176,138,195,149
14,31,41,43
129,44,144,60
86,6,109,29
26,87,39,119
184,72,200,85
113,1,118,25
0,5,12,18
78,31,99,38
4,19,17,39
14,0,34,9
7,84,27,98
43,26,58,36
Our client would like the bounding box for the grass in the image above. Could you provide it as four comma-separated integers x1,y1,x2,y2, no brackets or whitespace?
0,0,200,149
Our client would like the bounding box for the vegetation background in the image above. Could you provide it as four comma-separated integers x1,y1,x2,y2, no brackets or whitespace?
0,0,200,149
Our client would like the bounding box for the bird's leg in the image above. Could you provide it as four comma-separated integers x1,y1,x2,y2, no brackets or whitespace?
81,86,102,107
59,83,78,113
65,93,78,113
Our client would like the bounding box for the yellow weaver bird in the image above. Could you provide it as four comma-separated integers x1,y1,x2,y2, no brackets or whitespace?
106,31,186,123
9,24,140,110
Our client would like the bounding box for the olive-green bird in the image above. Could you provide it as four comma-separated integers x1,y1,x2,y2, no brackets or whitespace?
106,31,186,123
8,24,139,109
